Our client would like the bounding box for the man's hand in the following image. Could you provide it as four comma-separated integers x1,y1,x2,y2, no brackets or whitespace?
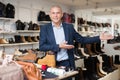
59,41,74,49
100,32,114,40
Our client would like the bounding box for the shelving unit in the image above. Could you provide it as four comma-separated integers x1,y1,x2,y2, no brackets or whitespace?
0,17,40,54
0,42,39,47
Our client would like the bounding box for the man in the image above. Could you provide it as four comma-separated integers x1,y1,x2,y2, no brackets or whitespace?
39,5,113,69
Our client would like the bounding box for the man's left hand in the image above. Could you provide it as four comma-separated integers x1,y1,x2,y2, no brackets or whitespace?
100,32,114,40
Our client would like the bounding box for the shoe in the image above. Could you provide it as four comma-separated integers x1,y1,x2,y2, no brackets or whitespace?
14,48,23,56
37,51,56,67
21,36,27,43
96,63,105,77
79,48,89,57
31,36,39,42
0,38,9,44
25,36,33,42
14,35,22,43
15,49,37,62
91,43,100,55
114,55,120,64
33,23,40,30
109,56,118,70
97,55,107,75
85,44,94,56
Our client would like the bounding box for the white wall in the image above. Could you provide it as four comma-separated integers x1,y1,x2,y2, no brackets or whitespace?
0,0,72,54
0,0,72,23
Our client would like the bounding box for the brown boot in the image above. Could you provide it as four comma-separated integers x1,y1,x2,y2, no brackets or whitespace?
21,36,27,43
37,51,56,67
85,44,94,56
96,63,105,77
31,36,39,42
25,36,33,42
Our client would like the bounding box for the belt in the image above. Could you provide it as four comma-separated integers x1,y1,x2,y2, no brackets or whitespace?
56,59,69,63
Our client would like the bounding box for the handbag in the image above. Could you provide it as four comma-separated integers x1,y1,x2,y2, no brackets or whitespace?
16,61,42,80
0,62,24,80
37,51,56,67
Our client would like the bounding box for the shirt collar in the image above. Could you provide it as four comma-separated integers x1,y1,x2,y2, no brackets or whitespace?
52,22,63,28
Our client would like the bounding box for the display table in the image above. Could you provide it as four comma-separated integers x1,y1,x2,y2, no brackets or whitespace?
58,71,78,80
98,69,119,80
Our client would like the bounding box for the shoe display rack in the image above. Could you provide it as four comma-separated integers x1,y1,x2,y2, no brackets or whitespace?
0,17,40,53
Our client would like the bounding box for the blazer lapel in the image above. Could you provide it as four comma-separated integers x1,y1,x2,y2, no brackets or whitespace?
47,23,56,44
62,23,69,42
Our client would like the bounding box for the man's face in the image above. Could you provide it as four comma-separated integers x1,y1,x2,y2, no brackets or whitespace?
49,7,63,24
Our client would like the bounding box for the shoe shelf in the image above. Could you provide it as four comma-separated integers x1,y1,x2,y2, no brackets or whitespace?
17,30,40,33
0,32,18,34
0,42,39,47
0,17,14,21
0,30,40,34
38,21,51,25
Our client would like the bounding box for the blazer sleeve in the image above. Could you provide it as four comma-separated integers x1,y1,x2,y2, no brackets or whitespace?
70,25,100,44
39,25,60,52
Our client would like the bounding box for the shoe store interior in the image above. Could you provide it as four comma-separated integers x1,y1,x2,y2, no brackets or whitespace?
0,0,120,80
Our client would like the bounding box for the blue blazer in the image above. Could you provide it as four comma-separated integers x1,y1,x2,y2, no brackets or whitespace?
39,22,100,68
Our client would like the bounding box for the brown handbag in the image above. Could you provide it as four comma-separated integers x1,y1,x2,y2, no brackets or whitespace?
16,61,42,80
37,51,56,67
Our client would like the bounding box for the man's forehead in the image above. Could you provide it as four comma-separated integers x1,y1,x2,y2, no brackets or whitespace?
50,6,62,12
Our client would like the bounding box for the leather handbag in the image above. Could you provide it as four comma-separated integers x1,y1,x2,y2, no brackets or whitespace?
37,51,56,67
16,61,42,80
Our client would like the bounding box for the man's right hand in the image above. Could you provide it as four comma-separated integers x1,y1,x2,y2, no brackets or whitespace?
59,41,74,49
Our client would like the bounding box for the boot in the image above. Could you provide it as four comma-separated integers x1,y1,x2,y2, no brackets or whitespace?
110,56,118,70
101,54,114,73
25,36,33,42
21,36,27,43
79,48,89,57
96,41,105,54
85,44,95,56
74,42,82,59
37,51,56,67
14,35,22,43
91,43,100,55
84,57,101,80
97,55,107,75
114,55,120,64
31,36,39,42
96,63,105,77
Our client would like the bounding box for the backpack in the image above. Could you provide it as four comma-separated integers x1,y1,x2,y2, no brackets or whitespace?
0,2,6,17
6,3,15,18
37,11,46,21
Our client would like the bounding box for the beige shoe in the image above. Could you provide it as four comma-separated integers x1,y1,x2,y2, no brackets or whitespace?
0,38,9,44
